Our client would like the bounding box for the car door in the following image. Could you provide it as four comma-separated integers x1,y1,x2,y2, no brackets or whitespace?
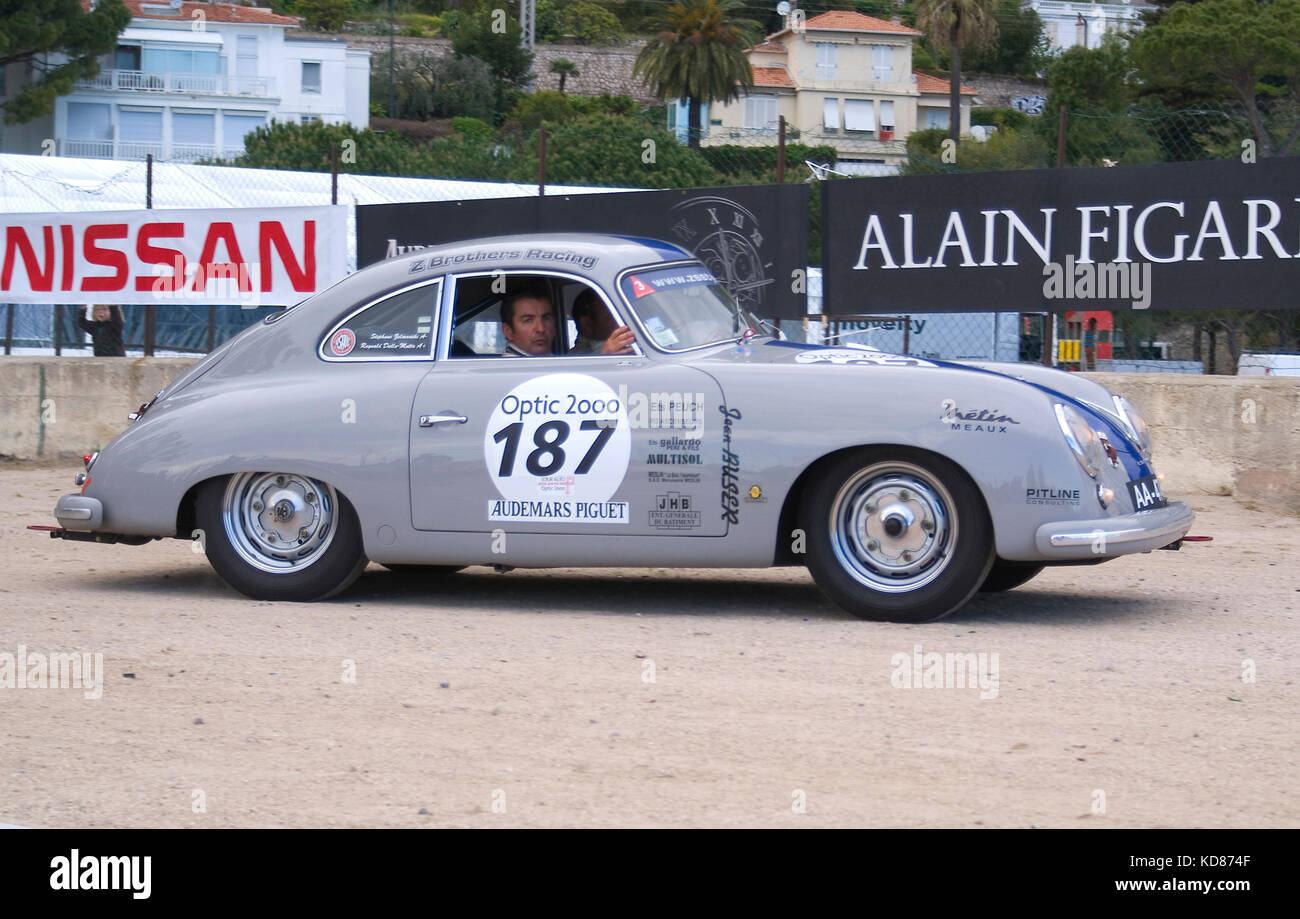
408,270,727,537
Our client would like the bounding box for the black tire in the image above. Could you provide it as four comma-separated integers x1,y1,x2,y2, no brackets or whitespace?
196,473,367,601
800,448,994,622
380,564,467,575
978,561,1045,593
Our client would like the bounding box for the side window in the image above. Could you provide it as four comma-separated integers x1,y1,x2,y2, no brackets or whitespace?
321,280,440,361
447,273,622,358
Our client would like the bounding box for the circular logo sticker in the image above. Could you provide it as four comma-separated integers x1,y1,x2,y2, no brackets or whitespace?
330,328,356,356
484,373,631,505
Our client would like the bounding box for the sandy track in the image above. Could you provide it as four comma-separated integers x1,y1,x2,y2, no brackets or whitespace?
1,464,1296,827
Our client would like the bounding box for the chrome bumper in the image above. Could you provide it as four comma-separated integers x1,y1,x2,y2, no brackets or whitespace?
1035,501,1195,559
54,494,104,532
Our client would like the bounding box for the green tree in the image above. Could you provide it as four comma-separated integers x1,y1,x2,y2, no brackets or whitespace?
526,114,720,187
550,57,579,93
963,0,1047,77
449,2,534,86
562,1,626,44
1,0,131,125
634,0,760,149
296,0,351,31
914,0,998,146
372,50,496,123
1130,0,1300,156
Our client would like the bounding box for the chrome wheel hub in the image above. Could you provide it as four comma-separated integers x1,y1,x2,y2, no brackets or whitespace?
222,472,337,574
829,462,957,593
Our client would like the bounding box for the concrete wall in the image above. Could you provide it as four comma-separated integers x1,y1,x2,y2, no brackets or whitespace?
1083,373,1300,512
0,358,196,460
3,359,1297,511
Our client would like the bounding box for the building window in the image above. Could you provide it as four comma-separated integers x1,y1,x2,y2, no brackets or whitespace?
823,98,840,132
173,110,215,146
301,114,321,124
925,107,949,130
844,99,875,132
301,62,321,94
142,48,220,75
224,111,266,149
67,102,112,139
743,95,778,130
118,107,163,142
116,45,141,71
816,43,837,80
872,45,893,82
879,100,895,131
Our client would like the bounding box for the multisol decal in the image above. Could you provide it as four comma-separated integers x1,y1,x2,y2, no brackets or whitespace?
720,405,742,525
940,399,1020,433
1025,487,1081,506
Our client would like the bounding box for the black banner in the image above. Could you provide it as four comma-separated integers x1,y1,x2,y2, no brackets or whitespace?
821,157,1300,312
356,184,808,319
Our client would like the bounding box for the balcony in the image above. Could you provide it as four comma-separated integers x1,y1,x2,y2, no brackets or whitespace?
61,139,248,163
75,70,275,98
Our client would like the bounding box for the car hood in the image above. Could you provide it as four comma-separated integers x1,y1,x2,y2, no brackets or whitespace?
697,337,1149,474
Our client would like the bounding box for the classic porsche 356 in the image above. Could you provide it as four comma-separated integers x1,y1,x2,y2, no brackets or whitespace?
40,234,1193,622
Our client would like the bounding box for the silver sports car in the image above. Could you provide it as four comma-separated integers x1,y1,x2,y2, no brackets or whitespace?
40,233,1194,622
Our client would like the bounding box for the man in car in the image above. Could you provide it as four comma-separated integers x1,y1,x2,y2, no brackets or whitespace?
501,282,557,356
569,289,635,355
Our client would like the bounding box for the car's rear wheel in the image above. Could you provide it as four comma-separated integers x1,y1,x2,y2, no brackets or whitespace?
978,561,1045,593
196,472,366,601
801,449,994,622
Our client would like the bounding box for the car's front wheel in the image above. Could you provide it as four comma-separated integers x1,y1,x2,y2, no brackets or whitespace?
801,449,994,622
978,561,1045,593
196,473,367,601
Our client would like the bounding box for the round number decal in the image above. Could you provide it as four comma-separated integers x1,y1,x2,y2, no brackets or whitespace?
330,328,356,356
484,374,631,504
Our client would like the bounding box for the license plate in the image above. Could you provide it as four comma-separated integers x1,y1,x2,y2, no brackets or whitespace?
1126,474,1167,511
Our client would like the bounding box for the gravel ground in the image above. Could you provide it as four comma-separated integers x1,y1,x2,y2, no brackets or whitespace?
1,463,1296,828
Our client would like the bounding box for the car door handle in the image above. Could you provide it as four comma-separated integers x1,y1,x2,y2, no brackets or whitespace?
419,413,468,426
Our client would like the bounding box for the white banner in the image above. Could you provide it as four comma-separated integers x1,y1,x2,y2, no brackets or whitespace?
0,206,347,306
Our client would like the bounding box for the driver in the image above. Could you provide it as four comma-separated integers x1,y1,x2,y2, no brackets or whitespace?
501,282,556,356
569,289,635,355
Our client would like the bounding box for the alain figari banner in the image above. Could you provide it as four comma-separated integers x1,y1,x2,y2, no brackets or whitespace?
821,157,1300,312
356,184,809,319
0,206,348,307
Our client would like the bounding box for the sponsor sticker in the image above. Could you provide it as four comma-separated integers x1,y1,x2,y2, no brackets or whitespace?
484,373,631,523
794,350,936,367
330,328,356,356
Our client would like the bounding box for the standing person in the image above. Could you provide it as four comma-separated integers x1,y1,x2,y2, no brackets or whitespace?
77,305,125,357
1084,317,1098,371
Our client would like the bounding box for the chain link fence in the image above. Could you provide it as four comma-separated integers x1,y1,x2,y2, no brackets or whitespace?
7,98,1297,370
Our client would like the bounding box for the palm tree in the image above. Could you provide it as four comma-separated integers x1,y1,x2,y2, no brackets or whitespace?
914,0,998,147
550,58,579,94
634,0,761,149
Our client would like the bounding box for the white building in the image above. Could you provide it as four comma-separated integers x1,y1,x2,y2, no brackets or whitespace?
703,11,975,172
0,0,371,163
1025,0,1155,53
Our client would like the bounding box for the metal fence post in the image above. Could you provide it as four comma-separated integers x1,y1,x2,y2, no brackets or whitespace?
53,304,63,356
144,154,157,357
538,125,547,197
3,304,12,355
777,116,786,184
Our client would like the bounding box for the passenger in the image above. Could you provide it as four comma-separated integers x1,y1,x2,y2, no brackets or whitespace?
501,283,556,356
569,289,635,355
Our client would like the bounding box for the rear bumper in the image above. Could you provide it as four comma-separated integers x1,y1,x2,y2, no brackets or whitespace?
1035,501,1195,559
54,494,104,532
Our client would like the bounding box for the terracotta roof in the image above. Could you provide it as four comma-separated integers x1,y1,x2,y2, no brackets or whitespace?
120,1,299,26
751,66,794,88
800,11,922,35
750,41,786,53
914,72,978,95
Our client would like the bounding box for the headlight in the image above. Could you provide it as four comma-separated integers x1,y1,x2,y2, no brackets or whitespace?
1112,395,1152,459
1055,403,1106,478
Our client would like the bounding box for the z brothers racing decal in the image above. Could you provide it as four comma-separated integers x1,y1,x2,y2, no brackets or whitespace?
485,374,631,523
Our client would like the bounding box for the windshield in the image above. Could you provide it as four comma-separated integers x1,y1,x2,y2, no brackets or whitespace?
618,263,766,351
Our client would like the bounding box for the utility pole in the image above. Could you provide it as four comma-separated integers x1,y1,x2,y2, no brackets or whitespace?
387,0,396,118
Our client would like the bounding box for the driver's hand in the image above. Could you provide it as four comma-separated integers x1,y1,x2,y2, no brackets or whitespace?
602,326,636,354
